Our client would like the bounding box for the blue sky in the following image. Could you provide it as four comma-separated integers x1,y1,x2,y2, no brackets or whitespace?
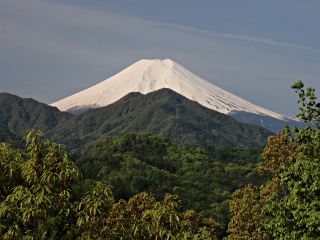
1,0,320,118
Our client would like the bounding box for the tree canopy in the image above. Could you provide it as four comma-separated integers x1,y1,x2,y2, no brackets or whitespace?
0,130,221,239
226,80,320,239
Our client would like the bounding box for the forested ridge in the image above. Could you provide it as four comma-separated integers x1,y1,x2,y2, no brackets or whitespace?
73,132,266,237
0,81,319,239
0,89,274,153
0,92,74,136
47,89,273,151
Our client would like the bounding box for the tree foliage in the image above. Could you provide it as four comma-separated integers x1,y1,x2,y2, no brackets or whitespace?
74,132,265,237
0,129,82,239
226,80,320,239
261,81,320,239
0,130,221,239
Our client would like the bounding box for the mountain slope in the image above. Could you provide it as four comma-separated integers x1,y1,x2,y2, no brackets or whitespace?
50,58,304,132
0,92,74,136
47,89,274,152
0,126,24,148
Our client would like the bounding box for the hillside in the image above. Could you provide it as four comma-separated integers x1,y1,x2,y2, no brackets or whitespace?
0,92,74,136
47,89,274,152
0,126,23,148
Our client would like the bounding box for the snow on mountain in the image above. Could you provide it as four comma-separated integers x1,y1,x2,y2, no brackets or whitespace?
50,58,299,124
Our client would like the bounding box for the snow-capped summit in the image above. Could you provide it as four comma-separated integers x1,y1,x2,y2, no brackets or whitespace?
50,58,302,132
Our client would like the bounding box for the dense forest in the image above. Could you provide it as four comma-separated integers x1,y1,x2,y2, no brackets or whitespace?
0,81,319,239
73,132,267,237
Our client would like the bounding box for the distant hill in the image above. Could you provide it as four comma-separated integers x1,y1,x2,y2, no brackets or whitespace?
0,92,74,137
0,126,23,149
0,90,276,152
46,89,274,152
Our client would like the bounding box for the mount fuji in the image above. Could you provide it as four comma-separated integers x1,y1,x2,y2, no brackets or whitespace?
50,59,304,133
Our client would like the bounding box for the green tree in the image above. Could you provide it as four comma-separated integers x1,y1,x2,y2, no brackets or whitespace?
0,130,221,239
226,81,320,239
97,192,220,239
0,129,82,239
0,142,23,202
76,181,114,239
261,81,320,239
225,183,268,240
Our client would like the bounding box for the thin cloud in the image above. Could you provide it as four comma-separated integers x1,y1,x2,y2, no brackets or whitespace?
157,22,320,54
